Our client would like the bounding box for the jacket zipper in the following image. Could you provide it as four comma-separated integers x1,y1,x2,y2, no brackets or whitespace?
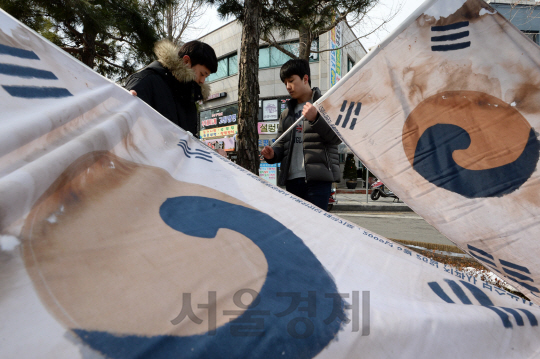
301,116,307,183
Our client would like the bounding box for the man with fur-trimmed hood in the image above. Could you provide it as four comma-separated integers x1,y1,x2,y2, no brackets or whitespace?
125,40,217,136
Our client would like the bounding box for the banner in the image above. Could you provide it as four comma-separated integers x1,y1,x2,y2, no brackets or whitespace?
1,5,540,359
316,0,540,303
329,22,342,87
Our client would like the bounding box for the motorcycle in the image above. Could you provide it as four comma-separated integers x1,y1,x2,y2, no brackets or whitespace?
370,180,400,202
327,185,337,211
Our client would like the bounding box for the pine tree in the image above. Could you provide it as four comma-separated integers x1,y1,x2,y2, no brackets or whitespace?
260,0,379,61
206,0,261,175
208,0,380,62
0,0,171,81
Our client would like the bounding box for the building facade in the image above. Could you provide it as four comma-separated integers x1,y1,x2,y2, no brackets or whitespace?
488,0,540,44
198,21,367,184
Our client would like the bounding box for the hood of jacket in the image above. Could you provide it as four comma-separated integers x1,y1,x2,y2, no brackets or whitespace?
153,40,211,100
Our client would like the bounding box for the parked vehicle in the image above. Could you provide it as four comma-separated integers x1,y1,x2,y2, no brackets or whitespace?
370,180,400,202
328,185,337,211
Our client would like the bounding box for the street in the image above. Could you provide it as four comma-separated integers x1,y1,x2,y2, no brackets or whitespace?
332,211,456,247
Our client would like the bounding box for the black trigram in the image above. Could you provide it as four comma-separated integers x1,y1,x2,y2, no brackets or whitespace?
335,100,361,130
428,279,538,329
431,21,471,52
468,244,540,295
0,43,72,98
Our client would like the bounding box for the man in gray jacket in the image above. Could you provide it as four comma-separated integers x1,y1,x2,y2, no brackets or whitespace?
262,59,341,210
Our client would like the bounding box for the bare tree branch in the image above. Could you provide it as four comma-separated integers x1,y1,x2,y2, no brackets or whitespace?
62,21,85,43
160,0,208,44
61,47,83,54
313,12,349,37
108,34,138,48
95,53,130,71
260,32,299,59
311,36,361,54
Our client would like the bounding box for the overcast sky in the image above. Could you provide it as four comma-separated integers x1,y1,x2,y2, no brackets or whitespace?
188,0,424,50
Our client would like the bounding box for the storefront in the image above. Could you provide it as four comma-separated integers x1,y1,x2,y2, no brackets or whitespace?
200,102,238,160
200,95,290,179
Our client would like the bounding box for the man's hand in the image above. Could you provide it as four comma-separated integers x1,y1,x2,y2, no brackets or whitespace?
261,145,274,159
130,90,137,96
302,102,318,122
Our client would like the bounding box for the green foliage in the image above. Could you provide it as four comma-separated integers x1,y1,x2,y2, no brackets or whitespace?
0,0,172,81
206,0,378,60
343,153,357,181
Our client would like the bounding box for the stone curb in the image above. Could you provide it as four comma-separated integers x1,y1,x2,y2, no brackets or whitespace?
333,203,414,212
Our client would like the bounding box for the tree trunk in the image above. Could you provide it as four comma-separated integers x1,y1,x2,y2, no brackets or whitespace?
236,0,262,175
298,26,312,61
166,4,174,42
81,30,97,68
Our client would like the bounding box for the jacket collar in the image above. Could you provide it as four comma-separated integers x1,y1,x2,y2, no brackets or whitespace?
153,40,211,100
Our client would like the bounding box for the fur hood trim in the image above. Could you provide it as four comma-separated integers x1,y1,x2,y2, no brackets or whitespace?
154,39,211,100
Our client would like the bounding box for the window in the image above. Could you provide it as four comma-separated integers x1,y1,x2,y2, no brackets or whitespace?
207,53,238,82
523,31,539,45
347,57,355,72
259,39,319,69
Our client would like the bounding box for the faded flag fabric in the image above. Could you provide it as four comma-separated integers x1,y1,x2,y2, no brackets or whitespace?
316,0,540,305
0,4,540,359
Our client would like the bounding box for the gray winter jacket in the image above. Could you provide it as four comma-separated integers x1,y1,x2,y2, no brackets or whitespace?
266,88,341,185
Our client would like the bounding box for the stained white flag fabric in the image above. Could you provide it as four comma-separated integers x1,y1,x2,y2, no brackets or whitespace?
1,4,540,359
316,0,540,305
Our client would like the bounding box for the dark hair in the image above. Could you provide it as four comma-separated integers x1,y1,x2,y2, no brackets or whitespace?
280,59,311,86
178,40,218,73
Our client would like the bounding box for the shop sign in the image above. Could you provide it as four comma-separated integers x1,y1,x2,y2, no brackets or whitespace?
260,163,280,185
263,99,278,121
258,121,279,134
200,124,238,139
200,104,238,130
280,99,289,114
258,139,276,148
206,92,227,101
204,137,236,151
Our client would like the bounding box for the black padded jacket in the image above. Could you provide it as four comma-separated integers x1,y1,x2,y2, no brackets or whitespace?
265,88,342,185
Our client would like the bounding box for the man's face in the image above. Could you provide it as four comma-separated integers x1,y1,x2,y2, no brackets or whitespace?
283,74,310,100
183,55,211,84
191,64,211,84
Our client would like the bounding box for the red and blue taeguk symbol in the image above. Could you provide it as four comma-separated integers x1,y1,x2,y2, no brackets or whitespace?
73,196,346,358
402,91,540,198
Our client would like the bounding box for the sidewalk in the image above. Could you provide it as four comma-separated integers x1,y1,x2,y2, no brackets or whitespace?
333,188,413,212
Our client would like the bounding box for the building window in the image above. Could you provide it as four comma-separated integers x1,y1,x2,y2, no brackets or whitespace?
259,39,319,69
523,31,539,45
347,57,355,72
207,53,238,82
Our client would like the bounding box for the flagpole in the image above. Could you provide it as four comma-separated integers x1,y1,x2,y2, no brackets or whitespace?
260,115,305,160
